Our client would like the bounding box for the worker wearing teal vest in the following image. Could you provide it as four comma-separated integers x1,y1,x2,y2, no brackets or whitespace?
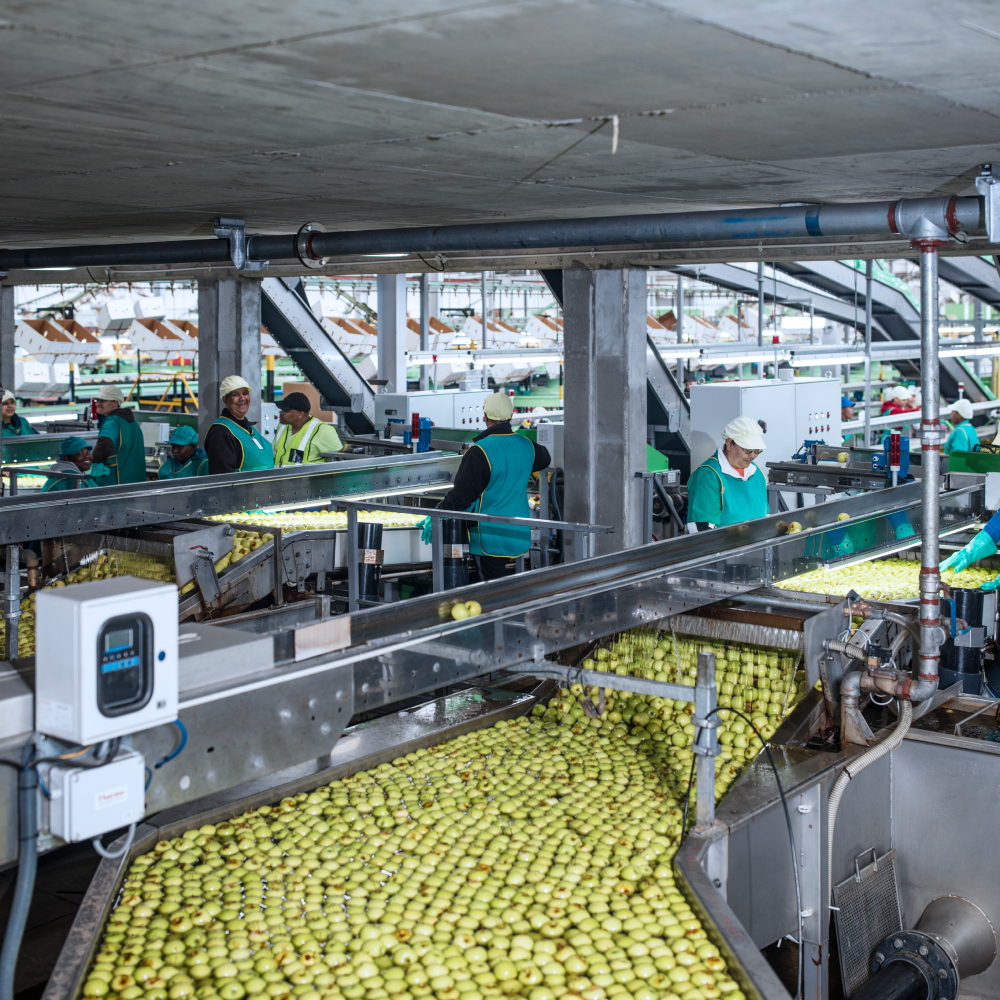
1,391,37,438
204,375,275,474
687,416,769,531
42,436,99,492
428,392,550,581
91,384,147,486
945,398,980,455
158,424,209,479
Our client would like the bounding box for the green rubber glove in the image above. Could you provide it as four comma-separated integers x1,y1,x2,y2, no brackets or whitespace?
418,516,434,545
939,529,997,574
982,573,1000,592
88,462,110,480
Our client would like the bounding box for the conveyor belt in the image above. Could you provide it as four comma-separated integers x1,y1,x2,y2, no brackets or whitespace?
0,451,459,544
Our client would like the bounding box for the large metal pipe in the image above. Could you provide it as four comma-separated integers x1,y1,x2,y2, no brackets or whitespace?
0,197,981,271
915,241,943,702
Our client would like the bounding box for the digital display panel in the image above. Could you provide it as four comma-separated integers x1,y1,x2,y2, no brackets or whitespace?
104,629,133,654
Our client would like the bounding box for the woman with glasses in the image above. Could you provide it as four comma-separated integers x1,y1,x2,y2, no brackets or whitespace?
686,416,768,532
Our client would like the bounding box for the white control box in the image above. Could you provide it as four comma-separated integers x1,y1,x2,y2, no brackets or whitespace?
375,389,493,431
45,748,146,842
535,422,565,469
689,378,843,471
35,578,179,743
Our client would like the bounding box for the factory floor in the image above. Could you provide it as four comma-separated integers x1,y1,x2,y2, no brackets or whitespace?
0,840,102,1000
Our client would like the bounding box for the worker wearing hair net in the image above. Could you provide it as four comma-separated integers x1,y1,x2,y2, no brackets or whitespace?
42,436,99,492
158,424,209,479
421,392,550,581
686,416,768,532
90,383,146,485
204,375,274,475
945,398,979,455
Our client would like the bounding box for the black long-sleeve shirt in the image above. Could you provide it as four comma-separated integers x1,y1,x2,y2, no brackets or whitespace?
438,422,550,512
205,408,257,475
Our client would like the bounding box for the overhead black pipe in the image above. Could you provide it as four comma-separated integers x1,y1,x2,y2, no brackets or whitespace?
0,196,982,271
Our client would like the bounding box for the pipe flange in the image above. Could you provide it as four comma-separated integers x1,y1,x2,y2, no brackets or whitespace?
873,930,958,1000
296,222,328,268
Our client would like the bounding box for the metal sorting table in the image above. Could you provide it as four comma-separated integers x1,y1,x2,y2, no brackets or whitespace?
0,451,460,544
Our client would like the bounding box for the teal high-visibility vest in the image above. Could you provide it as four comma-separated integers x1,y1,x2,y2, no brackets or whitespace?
946,421,980,455
93,411,146,486
466,432,535,557
211,416,274,472
687,453,768,527
1,415,37,437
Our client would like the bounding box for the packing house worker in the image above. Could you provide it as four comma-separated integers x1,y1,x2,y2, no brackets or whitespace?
942,505,1000,586
687,416,768,532
205,376,274,475
1,391,37,437
945,398,979,454
159,425,209,479
428,392,550,581
42,436,98,491
272,392,343,466
841,396,855,422
91,384,146,485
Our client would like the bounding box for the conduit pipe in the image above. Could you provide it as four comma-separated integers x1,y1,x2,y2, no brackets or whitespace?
0,196,982,271
827,699,912,906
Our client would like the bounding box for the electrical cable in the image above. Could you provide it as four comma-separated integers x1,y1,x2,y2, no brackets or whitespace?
92,822,136,860
679,708,804,1000
154,720,187,769
0,762,37,1000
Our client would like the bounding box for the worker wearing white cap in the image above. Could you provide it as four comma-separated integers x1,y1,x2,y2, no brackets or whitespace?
90,383,146,485
1,390,37,439
945,398,979,454
204,375,274,474
428,391,550,581
686,416,768,532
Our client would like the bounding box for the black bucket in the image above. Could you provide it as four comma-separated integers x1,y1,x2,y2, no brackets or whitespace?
442,518,469,590
358,521,384,602
940,587,986,694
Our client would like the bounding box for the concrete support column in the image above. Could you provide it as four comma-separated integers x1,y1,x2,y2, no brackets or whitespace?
197,276,262,442
0,286,14,395
563,267,647,553
377,273,407,393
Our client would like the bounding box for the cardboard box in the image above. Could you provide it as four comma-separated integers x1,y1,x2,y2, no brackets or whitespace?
280,381,336,423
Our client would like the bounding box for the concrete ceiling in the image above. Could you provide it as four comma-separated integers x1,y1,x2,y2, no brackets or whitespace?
2,0,1000,247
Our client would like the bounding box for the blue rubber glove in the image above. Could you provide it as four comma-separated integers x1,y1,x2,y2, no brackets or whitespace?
982,573,1000,592
940,529,997,574
418,516,433,545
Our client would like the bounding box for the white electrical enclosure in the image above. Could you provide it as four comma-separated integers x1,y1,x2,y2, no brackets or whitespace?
375,389,492,431
35,578,178,743
689,378,842,471
45,748,145,842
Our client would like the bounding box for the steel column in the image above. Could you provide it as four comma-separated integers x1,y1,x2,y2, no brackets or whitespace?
757,262,764,348
197,276,263,441
974,298,984,378
676,272,685,385
563,268,647,553
0,285,14,398
419,273,430,391
376,274,407,393
864,259,873,447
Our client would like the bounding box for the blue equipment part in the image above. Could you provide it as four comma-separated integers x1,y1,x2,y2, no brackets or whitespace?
871,434,910,479
792,439,828,464
417,417,432,454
